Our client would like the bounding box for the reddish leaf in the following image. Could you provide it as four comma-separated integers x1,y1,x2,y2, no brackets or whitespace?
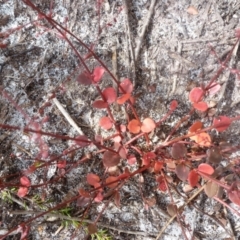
17,187,28,198
94,192,103,202
189,87,204,103
141,118,156,133
103,151,121,167
77,71,92,85
187,6,198,15
119,146,127,159
228,190,240,206
208,81,221,96
78,188,90,198
0,42,8,49
99,116,113,130
176,163,189,181
204,181,219,198
88,223,98,234
195,132,211,147
170,143,187,159
127,119,141,134
189,121,202,132
145,196,156,208
193,101,208,112
188,170,199,187
77,196,91,207
127,155,137,165
20,176,31,187
74,135,90,147
119,78,133,93
117,93,131,104
120,124,126,132
57,160,66,169
113,135,122,143
93,66,105,83
95,135,103,144
102,87,117,104
170,100,178,111
156,176,167,192
213,116,231,132
114,143,127,159
106,176,119,188
198,163,214,175
92,100,108,109
142,152,156,166
235,28,240,38
87,173,100,186
154,161,164,173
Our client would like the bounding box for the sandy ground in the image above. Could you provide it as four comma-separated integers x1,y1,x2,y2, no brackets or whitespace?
1,0,240,239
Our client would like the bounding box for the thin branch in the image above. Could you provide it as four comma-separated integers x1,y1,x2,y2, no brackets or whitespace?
135,0,157,61
10,210,158,237
122,0,136,84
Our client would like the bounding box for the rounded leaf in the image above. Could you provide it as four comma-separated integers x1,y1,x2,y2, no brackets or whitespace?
127,155,137,165
117,93,131,104
204,181,219,198
103,151,121,167
94,192,103,202
17,187,28,198
213,116,231,132
188,170,199,187
87,173,100,186
77,71,92,85
206,147,222,164
195,132,211,147
156,176,167,192
102,87,117,104
88,223,98,234
187,6,198,15
119,78,133,93
189,121,202,132
106,176,119,188
176,163,189,181
99,116,113,130
141,118,156,133
154,161,164,173
127,119,141,134
170,100,178,111
142,152,156,166
167,204,178,217
20,176,31,187
170,143,187,159
228,190,240,206
93,66,105,83
193,101,208,112
92,100,108,109
189,87,204,103
208,81,221,96
198,163,214,175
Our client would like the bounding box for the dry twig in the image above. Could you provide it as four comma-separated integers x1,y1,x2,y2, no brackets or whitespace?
134,0,157,61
